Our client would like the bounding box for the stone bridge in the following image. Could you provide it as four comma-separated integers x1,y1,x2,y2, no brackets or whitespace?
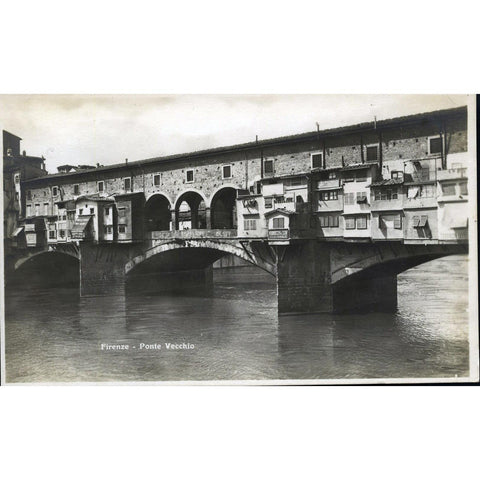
10,229,467,314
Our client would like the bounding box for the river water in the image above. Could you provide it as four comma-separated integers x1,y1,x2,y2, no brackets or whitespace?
4,255,470,383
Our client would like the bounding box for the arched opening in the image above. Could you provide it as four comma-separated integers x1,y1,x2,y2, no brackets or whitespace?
211,187,237,229
10,251,80,288
175,191,207,230
145,194,171,231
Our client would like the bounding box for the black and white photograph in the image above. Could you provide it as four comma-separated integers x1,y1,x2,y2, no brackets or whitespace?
1,94,477,385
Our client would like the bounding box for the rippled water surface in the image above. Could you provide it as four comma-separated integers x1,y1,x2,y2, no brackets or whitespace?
4,255,470,383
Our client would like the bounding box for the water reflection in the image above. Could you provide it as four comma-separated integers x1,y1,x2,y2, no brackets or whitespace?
4,255,470,383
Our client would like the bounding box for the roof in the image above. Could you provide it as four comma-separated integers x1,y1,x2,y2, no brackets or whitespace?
22,105,466,185
76,194,113,203
371,178,404,187
264,208,297,218
341,162,377,171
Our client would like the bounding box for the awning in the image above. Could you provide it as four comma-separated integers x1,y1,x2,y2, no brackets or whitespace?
442,209,468,229
12,227,24,237
71,216,92,239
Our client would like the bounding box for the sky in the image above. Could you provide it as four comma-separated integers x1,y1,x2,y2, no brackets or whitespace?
0,94,470,173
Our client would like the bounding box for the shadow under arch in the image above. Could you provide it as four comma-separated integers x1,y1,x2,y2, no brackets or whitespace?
10,251,80,287
144,193,171,231
210,186,237,229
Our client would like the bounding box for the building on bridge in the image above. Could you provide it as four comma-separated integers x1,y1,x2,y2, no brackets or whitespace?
8,105,471,313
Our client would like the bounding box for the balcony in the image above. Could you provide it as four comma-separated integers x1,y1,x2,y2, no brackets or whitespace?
148,229,238,245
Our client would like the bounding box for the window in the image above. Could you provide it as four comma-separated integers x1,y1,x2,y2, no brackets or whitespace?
272,217,285,229
429,136,442,155
319,216,329,227
49,230,56,239
154,174,160,186
321,190,338,201
43,203,49,215
442,183,456,196
244,219,257,230
185,170,194,183
459,181,468,196
264,197,273,208
74,184,80,195
356,192,367,203
90,208,94,214
118,225,127,234
328,171,337,179
394,215,402,229
124,178,132,191
391,171,404,180
222,165,232,179
311,153,323,169
344,192,355,205
356,215,367,229
26,204,32,217
366,145,378,162
264,160,274,175
345,217,355,230
27,190,32,200
98,181,104,192
329,215,339,227
35,203,40,216
118,207,126,217
59,230,65,238
79,208,83,215
104,225,113,234
375,188,398,201
412,216,429,228
52,186,58,197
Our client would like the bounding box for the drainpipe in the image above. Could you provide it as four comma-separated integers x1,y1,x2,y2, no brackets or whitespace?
378,130,383,180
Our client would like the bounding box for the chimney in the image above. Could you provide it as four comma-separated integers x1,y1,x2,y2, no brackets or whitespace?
125,158,128,164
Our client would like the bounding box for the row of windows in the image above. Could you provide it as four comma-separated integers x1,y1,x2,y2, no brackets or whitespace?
344,192,368,205
318,215,340,228
345,216,368,230
374,188,399,201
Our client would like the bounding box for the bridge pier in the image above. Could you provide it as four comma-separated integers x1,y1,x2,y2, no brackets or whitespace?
276,241,399,315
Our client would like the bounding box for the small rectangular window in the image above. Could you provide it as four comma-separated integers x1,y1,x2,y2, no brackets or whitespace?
27,190,32,200
104,207,110,216
442,183,456,196
391,171,404,180
328,171,337,179
345,217,355,230
26,204,32,217
186,170,194,183
244,219,257,231
418,216,428,228
394,215,402,229
222,165,232,179
311,153,323,169
356,215,367,230
264,160,274,175
98,181,104,192
344,192,355,205
412,216,420,227
35,203,40,215
124,178,132,191
74,184,80,195
59,230,65,238
366,145,378,162
52,186,58,197
459,182,468,196
429,136,442,154
319,216,329,227
90,208,94,214
49,230,57,239
118,225,127,234
264,197,273,208
272,217,285,229
154,174,161,186
79,208,83,215
356,192,367,203
43,203,49,215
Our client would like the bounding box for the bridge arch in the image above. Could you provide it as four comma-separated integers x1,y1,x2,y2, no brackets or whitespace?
210,186,238,229
330,244,467,285
144,193,172,231
174,190,208,230
125,239,275,276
